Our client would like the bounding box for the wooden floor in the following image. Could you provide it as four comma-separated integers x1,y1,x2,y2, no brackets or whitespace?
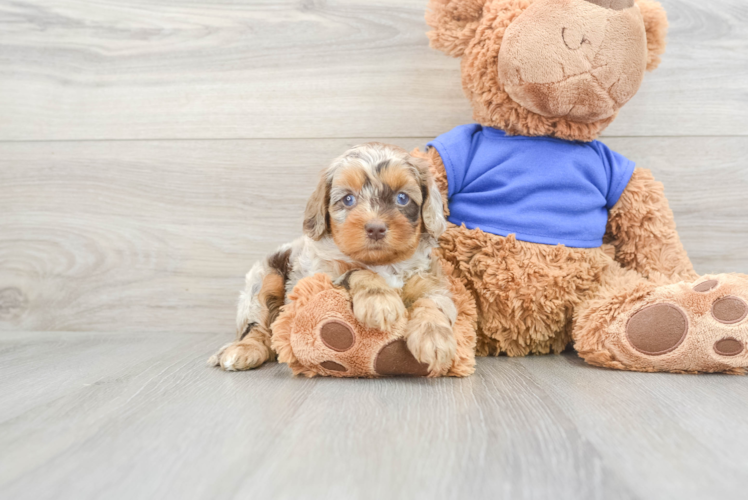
1,332,747,500
1,0,747,498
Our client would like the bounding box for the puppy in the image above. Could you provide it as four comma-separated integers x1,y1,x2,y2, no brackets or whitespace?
208,143,458,375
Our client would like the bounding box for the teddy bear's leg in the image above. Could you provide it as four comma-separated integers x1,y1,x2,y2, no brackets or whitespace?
273,273,430,378
574,263,748,374
273,272,476,378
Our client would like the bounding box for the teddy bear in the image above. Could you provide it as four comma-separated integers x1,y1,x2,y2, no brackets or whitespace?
271,262,478,378
273,0,748,376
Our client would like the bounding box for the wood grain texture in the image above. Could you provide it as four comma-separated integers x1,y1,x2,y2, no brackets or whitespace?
1,331,746,500
0,2,746,498
1,137,746,334
0,0,746,141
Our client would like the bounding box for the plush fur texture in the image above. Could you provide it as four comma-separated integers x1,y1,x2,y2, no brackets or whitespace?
271,260,478,378
427,0,669,141
604,168,698,283
574,272,748,375
413,137,748,374
209,143,471,377
498,0,648,123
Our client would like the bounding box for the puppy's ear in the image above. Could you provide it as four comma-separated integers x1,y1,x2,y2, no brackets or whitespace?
423,179,447,240
426,0,488,57
637,0,668,71
411,157,447,240
303,170,331,241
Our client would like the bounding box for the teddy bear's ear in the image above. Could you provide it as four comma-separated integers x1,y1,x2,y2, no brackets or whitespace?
426,0,489,57
637,0,668,71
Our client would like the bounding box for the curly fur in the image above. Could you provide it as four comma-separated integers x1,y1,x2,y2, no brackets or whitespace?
210,143,462,374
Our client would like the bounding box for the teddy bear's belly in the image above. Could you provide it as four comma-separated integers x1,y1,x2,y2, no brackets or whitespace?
437,223,615,357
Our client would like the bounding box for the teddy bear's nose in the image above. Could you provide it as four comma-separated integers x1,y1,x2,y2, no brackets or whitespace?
584,0,634,10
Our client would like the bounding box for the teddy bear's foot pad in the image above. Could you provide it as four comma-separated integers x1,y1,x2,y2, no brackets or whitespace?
711,296,748,325
320,360,348,372
615,274,748,373
274,273,477,378
316,320,429,377
374,340,430,377
320,320,356,352
626,304,688,355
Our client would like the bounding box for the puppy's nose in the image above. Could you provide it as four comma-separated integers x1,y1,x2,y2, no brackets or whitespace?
584,0,633,10
365,221,388,241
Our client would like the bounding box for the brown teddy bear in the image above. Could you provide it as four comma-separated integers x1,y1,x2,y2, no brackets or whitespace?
272,264,478,378
275,0,748,376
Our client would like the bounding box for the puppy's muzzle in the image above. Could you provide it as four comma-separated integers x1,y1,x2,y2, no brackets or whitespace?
365,221,388,242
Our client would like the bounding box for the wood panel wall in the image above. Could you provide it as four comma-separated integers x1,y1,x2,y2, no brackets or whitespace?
1,0,747,334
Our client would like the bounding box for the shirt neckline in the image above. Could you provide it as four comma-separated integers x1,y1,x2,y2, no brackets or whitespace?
481,126,594,146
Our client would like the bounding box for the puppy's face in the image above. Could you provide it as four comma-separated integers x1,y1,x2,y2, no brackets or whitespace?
304,144,446,266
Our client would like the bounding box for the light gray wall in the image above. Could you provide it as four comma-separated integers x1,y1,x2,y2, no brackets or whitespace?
1,0,747,334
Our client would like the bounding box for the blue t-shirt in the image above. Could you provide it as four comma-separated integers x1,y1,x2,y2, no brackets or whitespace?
427,124,635,248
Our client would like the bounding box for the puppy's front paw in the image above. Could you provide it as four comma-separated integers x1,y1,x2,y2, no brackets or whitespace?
352,289,406,332
405,316,456,377
208,340,271,371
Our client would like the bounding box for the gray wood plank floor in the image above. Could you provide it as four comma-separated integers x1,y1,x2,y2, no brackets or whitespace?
1,0,747,498
1,332,747,500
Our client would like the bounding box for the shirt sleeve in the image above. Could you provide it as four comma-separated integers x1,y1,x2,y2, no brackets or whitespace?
427,124,480,199
595,141,637,209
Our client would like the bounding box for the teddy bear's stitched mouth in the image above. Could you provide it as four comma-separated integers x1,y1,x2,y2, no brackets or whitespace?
562,27,592,51
505,70,620,123
511,63,621,101
494,0,649,125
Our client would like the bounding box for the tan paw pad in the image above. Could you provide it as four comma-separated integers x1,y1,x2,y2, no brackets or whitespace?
626,303,689,356
693,280,719,293
714,338,745,357
712,296,748,325
320,361,348,372
320,320,355,352
374,340,430,377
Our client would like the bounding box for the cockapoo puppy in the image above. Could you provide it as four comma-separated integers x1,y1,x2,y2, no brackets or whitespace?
208,143,459,376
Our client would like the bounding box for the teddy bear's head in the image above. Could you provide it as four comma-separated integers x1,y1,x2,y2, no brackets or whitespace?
427,0,668,141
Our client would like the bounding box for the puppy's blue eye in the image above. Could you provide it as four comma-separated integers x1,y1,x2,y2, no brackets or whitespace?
396,193,410,206
343,195,356,207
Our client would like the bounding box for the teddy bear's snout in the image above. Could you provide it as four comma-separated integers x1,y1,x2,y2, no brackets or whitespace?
498,0,648,123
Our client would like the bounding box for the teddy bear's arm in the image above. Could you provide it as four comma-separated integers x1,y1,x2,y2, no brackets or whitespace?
604,167,699,283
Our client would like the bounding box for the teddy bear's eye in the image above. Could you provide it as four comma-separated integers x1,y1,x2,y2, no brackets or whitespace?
396,193,410,206
343,195,356,207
